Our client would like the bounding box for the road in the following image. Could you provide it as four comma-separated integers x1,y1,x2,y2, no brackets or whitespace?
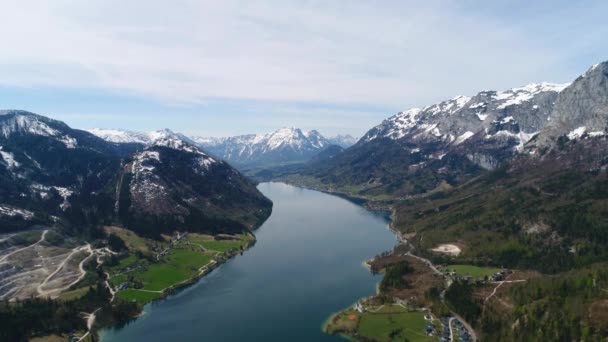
37,244,92,297
452,312,477,342
404,252,442,275
448,317,455,342
404,251,477,342
0,229,48,263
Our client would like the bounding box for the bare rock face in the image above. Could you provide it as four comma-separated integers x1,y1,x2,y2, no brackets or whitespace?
360,82,567,171
531,62,608,151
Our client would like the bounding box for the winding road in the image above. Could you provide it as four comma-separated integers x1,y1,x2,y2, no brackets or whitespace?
0,229,48,263
403,251,477,342
37,244,92,297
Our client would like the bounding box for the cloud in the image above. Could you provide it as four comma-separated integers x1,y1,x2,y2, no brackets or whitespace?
1,1,606,110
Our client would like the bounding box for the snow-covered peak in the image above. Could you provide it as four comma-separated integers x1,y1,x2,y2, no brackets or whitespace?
327,134,358,147
87,128,151,144
195,127,336,166
424,95,471,116
494,82,570,109
302,129,328,149
362,79,570,145
89,127,200,152
152,136,203,154
0,110,78,148
260,127,329,152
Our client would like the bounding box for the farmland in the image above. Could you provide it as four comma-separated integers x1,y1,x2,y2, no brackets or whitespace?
105,228,254,304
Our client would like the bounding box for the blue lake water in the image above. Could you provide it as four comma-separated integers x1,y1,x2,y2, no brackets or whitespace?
101,182,398,341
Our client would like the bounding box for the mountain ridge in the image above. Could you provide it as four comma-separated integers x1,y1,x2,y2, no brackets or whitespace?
0,110,272,236
278,63,606,199
90,126,357,168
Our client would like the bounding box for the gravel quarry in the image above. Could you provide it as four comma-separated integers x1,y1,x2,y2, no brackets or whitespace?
0,229,93,300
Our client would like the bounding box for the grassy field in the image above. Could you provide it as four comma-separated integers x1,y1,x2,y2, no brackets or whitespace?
445,264,501,279
190,238,247,252
104,226,155,255
107,231,252,304
326,305,437,342
107,255,138,274
358,308,436,342
137,248,215,291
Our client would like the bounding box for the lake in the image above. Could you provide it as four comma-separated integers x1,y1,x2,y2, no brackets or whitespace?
101,182,398,341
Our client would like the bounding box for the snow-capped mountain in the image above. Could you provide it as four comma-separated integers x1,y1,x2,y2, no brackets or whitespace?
90,126,355,168
194,127,335,167
0,110,271,235
359,82,568,169
87,128,197,146
327,134,358,148
296,61,608,198
118,134,271,234
86,128,152,144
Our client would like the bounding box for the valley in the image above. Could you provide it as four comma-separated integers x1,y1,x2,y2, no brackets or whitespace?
1,59,607,341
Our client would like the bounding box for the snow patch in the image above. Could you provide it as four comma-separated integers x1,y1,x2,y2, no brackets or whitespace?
499,116,515,124
0,147,19,169
486,130,539,152
495,82,570,109
588,131,605,137
476,113,488,121
53,186,74,211
454,131,474,145
567,126,586,140
0,205,33,220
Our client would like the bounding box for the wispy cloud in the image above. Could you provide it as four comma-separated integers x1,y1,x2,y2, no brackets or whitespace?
0,1,606,135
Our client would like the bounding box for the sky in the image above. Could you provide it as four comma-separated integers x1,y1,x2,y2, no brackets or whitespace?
0,0,607,137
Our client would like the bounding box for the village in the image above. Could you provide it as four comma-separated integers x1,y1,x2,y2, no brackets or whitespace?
324,238,524,342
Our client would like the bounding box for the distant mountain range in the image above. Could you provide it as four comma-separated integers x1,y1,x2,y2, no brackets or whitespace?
0,111,271,236
193,128,357,167
89,127,358,168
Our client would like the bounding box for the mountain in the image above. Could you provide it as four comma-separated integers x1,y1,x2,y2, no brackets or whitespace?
193,127,333,167
529,62,608,150
280,81,571,198
327,134,358,148
116,134,272,236
385,62,608,340
90,126,345,168
0,110,272,236
87,128,197,146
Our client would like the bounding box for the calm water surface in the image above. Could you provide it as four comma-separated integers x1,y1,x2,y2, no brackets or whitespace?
101,182,397,342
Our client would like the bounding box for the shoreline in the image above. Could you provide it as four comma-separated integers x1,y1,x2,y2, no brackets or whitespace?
282,181,471,341
97,231,259,340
